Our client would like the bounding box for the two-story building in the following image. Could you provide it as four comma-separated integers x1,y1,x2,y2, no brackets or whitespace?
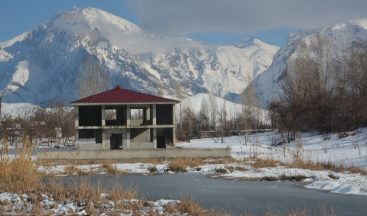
71,86,178,150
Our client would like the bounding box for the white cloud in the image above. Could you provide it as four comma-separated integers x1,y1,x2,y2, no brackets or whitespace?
129,0,367,35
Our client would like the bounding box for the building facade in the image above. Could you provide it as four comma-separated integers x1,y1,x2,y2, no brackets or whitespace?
72,86,178,150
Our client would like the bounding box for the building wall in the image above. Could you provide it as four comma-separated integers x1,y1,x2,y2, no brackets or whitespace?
76,103,176,150
130,128,151,143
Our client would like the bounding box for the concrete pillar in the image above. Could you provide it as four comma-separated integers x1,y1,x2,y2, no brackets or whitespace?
101,105,106,126
126,129,131,149
172,104,176,146
152,104,156,125
146,106,151,122
102,130,108,150
153,128,157,148
172,127,176,147
126,105,131,126
75,106,79,128
75,107,79,149
75,129,79,149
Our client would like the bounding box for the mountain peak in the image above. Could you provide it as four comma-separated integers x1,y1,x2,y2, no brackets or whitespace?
236,38,268,48
50,7,140,35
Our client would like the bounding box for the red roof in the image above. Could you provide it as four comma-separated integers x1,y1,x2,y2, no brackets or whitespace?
72,86,178,104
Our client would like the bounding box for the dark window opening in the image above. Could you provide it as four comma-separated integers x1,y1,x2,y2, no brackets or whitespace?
79,106,102,126
156,105,173,125
79,129,102,144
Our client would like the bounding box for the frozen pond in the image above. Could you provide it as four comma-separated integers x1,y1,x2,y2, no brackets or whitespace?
57,173,367,215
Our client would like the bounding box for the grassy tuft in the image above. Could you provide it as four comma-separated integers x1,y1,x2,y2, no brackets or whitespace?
251,158,279,168
148,166,158,173
0,136,40,192
168,158,204,172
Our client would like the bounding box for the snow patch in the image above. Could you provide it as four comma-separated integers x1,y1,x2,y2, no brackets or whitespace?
3,61,29,93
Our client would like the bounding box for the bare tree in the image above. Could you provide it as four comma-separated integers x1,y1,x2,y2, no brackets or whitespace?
208,93,218,130
198,98,210,131
218,99,227,143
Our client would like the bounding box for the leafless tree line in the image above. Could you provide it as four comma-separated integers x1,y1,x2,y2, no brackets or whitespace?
270,35,367,137
0,102,75,148
176,95,268,142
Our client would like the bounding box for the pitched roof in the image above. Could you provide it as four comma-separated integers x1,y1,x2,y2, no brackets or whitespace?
72,86,178,104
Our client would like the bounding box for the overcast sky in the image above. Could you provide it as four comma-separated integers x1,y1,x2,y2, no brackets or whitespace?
1,0,366,46
131,0,367,34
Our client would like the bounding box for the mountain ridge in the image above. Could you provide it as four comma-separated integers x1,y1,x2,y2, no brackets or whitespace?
0,7,278,106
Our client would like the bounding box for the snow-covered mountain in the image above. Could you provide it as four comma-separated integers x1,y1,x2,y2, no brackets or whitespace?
0,7,278,106
245,19,367,107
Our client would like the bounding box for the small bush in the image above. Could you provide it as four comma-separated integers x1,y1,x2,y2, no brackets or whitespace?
328,173,339,180
260,176,278,181
338,132,349,139
279,175,307,181
102,164,118,175
214,168,228,174
168,158,204,172
175,199,228,216
64,165,79,175
226,166,235,173
168,160,187,173
148,166,158,173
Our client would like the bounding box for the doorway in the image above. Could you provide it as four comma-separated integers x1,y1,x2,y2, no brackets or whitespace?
110,134,123,149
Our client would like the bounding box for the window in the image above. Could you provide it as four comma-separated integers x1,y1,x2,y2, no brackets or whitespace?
105,109,117,120
131,108,144,120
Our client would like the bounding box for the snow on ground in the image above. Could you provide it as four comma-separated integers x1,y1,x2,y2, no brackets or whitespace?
175,129,367,196
218,166,367,196
0,191,181,215
176,129,367,168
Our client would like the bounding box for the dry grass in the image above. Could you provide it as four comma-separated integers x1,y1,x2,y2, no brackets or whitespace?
102,164,119,175
37,158,166,166
64,165,88,175
287,160,367,175
107,183,136,201
174,199,229,216
251,158,279,168
168,158,205,172
204,157,238,164
247,205,336,216
0,136,40,192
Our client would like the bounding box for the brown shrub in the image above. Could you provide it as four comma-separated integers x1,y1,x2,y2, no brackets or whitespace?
0,136,40,192
287,160,367,175
176,199,228,216
168,158,204,172
108,184,136,201
251,158,279,168
102,164,118,175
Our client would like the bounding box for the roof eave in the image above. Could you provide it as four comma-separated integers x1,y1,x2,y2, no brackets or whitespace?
71,101,179,106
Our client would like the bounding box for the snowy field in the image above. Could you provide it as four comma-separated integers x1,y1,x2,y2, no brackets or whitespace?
177,129,367,168
174,130,367,196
